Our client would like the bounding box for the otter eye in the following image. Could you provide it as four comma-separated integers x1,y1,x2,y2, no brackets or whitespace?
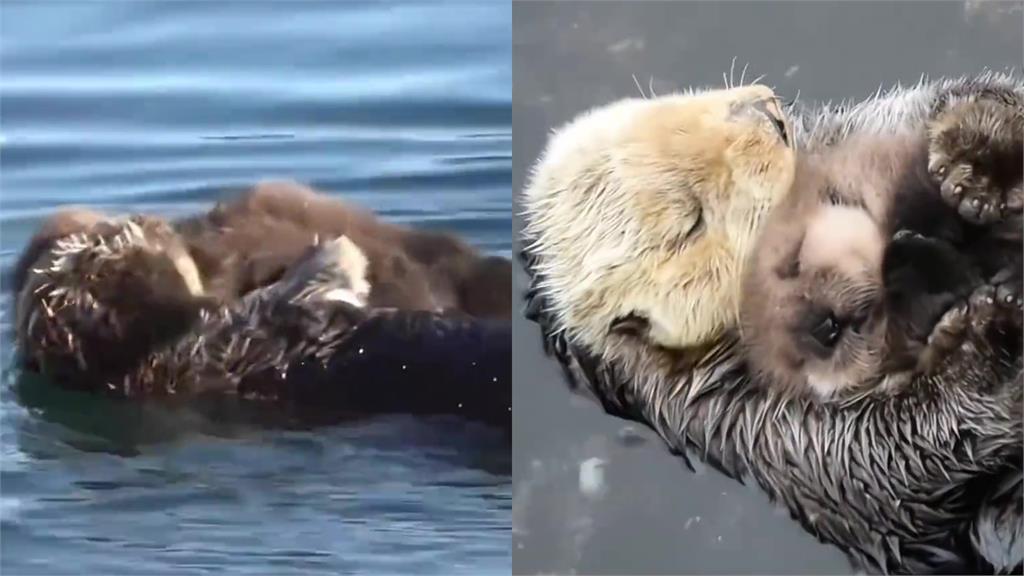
810,312,843,349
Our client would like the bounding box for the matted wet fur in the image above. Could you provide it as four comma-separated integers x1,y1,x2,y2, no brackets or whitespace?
520,72,1023,574
14,219,511,429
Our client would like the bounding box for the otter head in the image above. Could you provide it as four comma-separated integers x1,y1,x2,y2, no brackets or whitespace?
522,84,794,361
15,214,212,387
275,234,372,309
741,136,983,400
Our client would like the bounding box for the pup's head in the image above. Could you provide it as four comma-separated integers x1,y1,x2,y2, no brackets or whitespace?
741,137,981,400
277,234,372,309
522,85,794,358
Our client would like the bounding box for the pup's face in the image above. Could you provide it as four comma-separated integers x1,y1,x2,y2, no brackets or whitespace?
742,198,893,397
280,234,372,308
523,84,795,356
741,140,981,399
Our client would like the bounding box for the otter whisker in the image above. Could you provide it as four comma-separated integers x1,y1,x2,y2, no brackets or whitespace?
631,74,647,99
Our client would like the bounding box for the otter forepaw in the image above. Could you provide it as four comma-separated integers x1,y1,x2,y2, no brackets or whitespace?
966,279,1022,338
991,267,1023,330
921,301,970,371
928,99,1024,225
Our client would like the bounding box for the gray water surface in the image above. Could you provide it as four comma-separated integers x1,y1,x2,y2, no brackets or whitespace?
1,2,512,574
511,2,1022,573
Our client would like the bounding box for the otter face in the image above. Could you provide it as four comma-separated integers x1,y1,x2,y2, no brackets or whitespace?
523,84,794,358
742,200,893,397
276,235,372,308
318,235,372,308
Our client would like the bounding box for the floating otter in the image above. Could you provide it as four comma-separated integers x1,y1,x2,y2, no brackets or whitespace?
741,129,1022,401
522,85,794,359
520,73,1023,573
13,207,511,430
176,181,512,319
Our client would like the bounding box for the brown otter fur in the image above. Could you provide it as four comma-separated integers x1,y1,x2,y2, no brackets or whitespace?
176,181,511,319
740,131,1021,401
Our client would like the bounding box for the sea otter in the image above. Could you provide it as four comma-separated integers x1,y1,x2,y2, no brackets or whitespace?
14,215,512,429
520,73,1023,574
10,183,512,326
522,84,794,360
176,181,512,320
741,129,1022,401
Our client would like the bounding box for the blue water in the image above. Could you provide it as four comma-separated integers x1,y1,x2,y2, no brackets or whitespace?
0,1,512,574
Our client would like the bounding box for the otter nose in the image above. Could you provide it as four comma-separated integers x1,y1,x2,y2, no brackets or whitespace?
730,97,789,146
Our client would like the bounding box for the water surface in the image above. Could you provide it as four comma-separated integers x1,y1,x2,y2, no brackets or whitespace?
1,2,512,574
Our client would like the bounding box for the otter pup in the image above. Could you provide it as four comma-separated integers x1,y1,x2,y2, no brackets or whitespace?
177,181,512,319
521,85,794,360
520,72,1023,574
740,113,1022,400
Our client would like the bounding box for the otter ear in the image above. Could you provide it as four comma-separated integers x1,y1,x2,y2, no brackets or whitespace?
608,312,650,338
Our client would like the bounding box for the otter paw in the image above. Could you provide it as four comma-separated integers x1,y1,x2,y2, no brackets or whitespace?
968,284,1000,334
924,300,969,362
928,99,1024,225
991,267,1023,330
966,280,1022,337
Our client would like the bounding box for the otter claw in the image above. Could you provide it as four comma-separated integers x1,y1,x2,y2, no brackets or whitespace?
893,229,924,242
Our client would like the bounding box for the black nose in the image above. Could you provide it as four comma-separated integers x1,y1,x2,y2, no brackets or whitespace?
883,231,979,341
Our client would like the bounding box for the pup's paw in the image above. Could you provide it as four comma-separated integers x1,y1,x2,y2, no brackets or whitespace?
928,99,1023,225
920,300,970,372
966,279,1021,338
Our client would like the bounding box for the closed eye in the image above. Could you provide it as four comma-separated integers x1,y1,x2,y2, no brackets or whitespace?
669,205,706,252
683,205,705,243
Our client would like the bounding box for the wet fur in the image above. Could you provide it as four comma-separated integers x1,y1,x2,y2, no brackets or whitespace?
520,72,1024,574
14,220,511,428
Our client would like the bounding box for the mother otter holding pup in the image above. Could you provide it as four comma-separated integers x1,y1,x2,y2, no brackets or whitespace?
521,73,1022,573
11,183,513,430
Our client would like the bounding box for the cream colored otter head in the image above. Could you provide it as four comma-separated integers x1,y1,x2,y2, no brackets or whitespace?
522,85,795,360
